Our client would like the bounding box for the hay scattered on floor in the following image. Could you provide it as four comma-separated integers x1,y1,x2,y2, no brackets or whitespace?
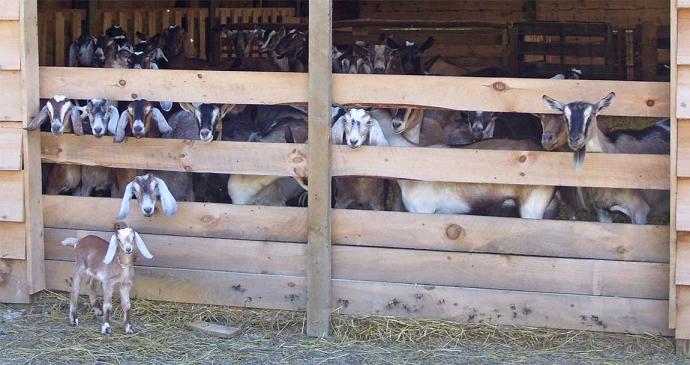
0,291,681,364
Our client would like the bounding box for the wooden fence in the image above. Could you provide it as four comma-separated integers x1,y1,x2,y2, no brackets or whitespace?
38,7,304,66
35,65,672,336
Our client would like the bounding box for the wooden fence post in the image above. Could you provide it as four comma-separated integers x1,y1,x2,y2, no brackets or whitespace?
306,0,332,338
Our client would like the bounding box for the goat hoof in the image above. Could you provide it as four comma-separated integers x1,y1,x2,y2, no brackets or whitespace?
101,323,112,335
124,324,134,335
69,314,78,327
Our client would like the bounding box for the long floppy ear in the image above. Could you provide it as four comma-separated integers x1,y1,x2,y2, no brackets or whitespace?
26,105,49,130
420,36,435,52
69,105,84,135
116,181,134,219
159,100,173,112
543,95,565,112
179,102,196,114
107,105,120,133
368,119,389,146
134,232,154,259
103,234,119,264
113,110,129,143
155,177,177,216
151,107,173,136
219,104,235,119
331,115,345,144
594,92,616,115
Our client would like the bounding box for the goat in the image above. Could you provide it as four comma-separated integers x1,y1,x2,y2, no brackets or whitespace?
26,95,83,135
117,173,177,219
79,100,120,197
83,99,119,138
539,111,669,224
384,36,434,75
373,108,473,146
330,108,388,211
114,99,172,142
68,35,97,67
354,108,555,218
273,29,308,72
258,27,290,72
338,41,373,74
370,34,403,74
178,102,236,142
463,111,543,142
62,227,153,335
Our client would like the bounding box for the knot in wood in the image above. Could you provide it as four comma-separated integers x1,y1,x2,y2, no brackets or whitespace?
131,93,138,99
616,246,628,254
118,79,127,86
518,155,527,163
492,81,507,91
682,102,688,108
646,99,655,107
197,73,204,79
182,165,192,172
445,224,463,240
200,215,215,223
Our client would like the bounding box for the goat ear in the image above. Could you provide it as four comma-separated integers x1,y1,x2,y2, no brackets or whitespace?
219,104,235,119
103,234,118,264
151,107,173,136
420,36,435,52
69,105,84,135
543,95,565,112
155,177,177,216
368,119,390,147
136,31,148,41
331,115,345,145
134,232,154,259
113,109,129,143
594,92,615,115
179,102,195,114
107,105,121,134
159,101,173,112
26,105,49,131
386,36,400,49
277,26,286,39
116,181,134,219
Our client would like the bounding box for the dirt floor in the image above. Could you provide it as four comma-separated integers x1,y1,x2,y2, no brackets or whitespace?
0,291,685,364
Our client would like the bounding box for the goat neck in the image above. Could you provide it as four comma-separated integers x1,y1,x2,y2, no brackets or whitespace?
585,119,617,153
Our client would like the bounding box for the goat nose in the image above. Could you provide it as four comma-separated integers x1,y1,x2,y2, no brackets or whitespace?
349,139,358,146
51,125,61,133
94,127,103,135
143,207,153,215
543,133,553,142
133,125,143,132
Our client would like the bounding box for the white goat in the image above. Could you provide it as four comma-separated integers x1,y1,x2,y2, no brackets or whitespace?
117,174,177,219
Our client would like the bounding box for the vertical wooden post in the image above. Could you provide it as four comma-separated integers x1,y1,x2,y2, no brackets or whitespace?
20,0,44,296
88,0,99,36
306,0,332,338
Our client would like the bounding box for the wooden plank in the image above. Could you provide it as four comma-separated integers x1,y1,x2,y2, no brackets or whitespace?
677,286,690,339
0,222,24,259
44,260,671,335
0,171,23,222
671,66,690,119
37,67,668,117
677,120,690,176
54,12,65,67
680,0,690,8
39,67,308,105
0,72,26,122
0,21,20,70
0,259,29,303
0,128,22,170
676,232,690,285
42,196,669,263
670,0,679,330
331,145,668,190
333,74,669,118
0,0,19,20
44,227,668,300
306,0,332,338
20,0,44,294
674,179,690,231
40,133,669,189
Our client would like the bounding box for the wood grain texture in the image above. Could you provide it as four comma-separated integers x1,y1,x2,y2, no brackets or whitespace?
677,232,690,285
44,227,667,299
42,196,668,263
0,128,22,170
21,0,45,294
41,134,669,189
0,171,23,222
0,222,24,259
0,21,20,69
0,0,19,20
674,179,690,231
0,259,29,303
39,67,308,105
44,260,671,335
0,71,22,121
677,286,690,339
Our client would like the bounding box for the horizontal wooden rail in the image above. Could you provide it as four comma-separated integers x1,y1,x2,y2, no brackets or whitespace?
45,228,667,300
43,196,669,263
39,67,669,116
41,134,669,189
45,260,671,335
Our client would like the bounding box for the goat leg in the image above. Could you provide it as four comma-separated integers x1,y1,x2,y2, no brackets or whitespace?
68,270,82,326
101,283,114,335
120,284,134,334
86,277,102,316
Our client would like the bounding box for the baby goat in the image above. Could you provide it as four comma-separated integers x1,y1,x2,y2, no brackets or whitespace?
62,227,153,335
117,173,177,219
114,99,173,142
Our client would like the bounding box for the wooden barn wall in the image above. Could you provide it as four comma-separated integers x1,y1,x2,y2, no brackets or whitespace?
0,0,43,304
